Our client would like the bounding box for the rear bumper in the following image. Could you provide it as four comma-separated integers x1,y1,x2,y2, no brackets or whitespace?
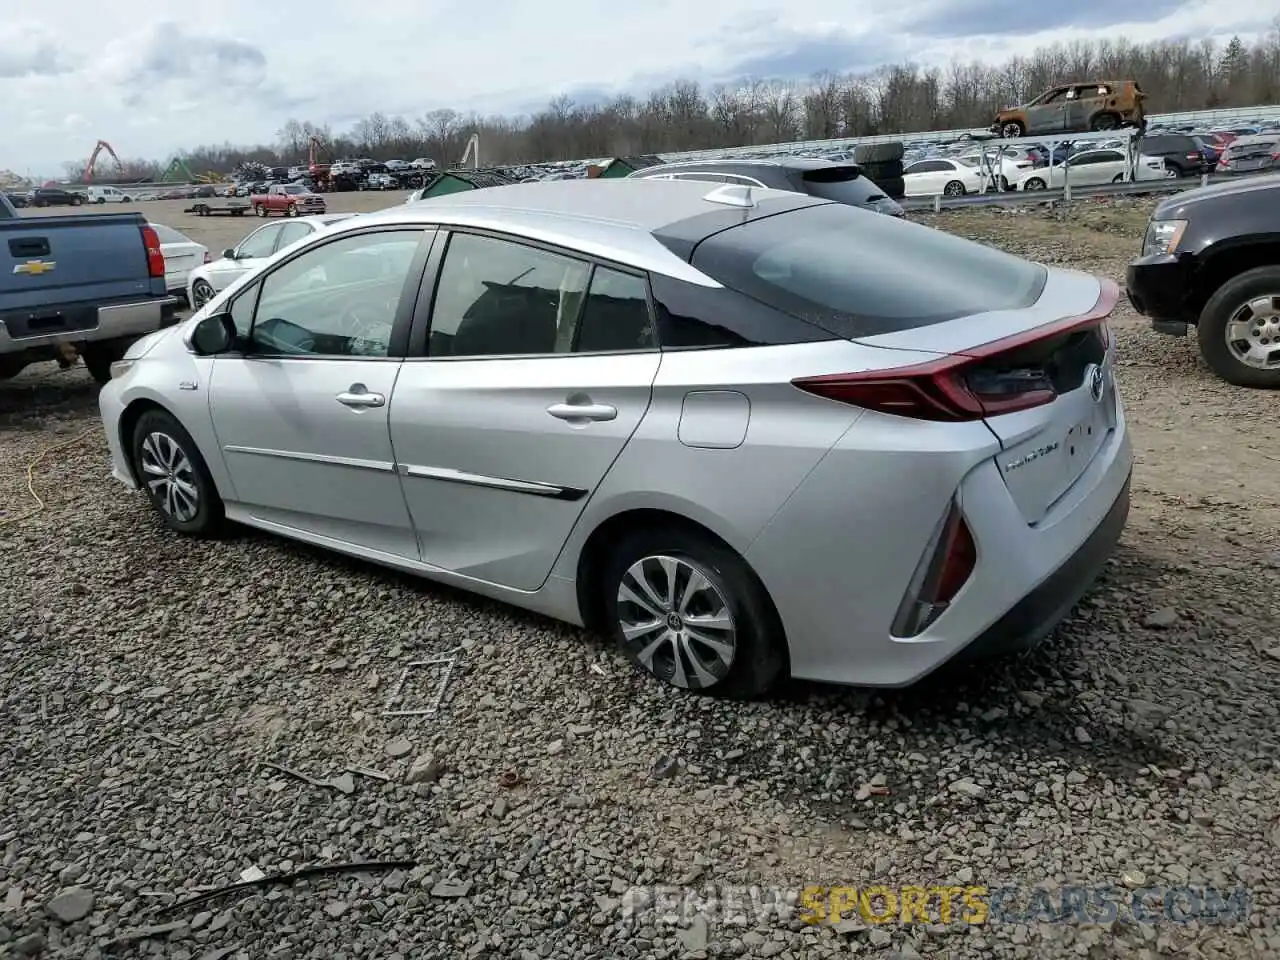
750,397,1133,688
0,296,180,352
960,472,1129,660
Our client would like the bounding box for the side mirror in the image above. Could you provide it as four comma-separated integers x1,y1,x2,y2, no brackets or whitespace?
191,312,236,356
222,248,236,260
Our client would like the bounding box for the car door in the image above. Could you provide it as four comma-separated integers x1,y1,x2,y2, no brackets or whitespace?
1026,88,1068,134
1064,85,1100,131
206,226,436,558
389,229,661,591
903,160,943,196
205,222,286,292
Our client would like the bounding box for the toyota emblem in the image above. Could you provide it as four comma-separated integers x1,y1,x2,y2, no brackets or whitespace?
1088,364,1106,403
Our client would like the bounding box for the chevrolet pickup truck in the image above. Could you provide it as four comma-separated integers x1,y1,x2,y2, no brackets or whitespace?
1,203,179,383
249,183,326,218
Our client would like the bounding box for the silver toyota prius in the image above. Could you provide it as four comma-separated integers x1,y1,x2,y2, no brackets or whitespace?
99,178,1132,698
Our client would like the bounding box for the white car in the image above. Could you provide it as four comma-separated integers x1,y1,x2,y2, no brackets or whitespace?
410,158,437,170
185,214,354,311
902,158,986,197
1014,150,1167,191
956,147,1037,190
87,186,133,204
147,223,209,298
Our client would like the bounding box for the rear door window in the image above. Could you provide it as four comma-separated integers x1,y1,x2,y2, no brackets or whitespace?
690,202,1047,338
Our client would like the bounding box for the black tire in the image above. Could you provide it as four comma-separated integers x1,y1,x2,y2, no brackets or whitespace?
1090,113,1119,131
871,175,905,199
1001,121,1025,138
600,526,786,699
943,180,966,196
255,204,267,217
130,409,224,536
80,346,118,384
854,141,904,164
860,159,904,181
96,198,106,205
1164,163,1183,179
286,204,298,217
1196,265,1280,389
1023,177,1047,191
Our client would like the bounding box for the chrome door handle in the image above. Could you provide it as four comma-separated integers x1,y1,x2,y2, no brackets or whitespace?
336,391,385,408
547,402,617,422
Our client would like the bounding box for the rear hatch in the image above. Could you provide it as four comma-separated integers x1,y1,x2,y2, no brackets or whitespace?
0,212,155,311
685,201,1119,525
1226,137,1278,173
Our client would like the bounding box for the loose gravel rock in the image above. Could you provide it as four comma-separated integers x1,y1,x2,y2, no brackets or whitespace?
2,196,1278,959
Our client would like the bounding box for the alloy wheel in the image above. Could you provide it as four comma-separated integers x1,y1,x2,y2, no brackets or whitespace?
616,555,737,690
139,431,199,522
191,281,214,311
1225,294,1280,371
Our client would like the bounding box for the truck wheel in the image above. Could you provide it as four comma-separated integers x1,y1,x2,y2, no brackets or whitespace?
255,204,267,217
1090,112,1120,131
286,204,299,217
1001,121,1025,138
1197,266,1280,388
81,342,127,384
131,409,224,537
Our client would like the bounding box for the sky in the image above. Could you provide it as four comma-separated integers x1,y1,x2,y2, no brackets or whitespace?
0,0,1268,176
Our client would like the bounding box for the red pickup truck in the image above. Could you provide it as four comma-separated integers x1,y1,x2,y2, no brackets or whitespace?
250,183,326,218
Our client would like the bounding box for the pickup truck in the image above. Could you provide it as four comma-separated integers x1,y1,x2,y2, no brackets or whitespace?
1127,174,1280,389
250,183,326,218
1,201,179,383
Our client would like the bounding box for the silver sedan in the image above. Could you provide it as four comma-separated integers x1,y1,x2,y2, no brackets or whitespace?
99,179,1132,697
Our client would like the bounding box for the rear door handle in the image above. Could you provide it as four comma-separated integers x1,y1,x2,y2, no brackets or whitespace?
547,402,617,422
336,390,385,408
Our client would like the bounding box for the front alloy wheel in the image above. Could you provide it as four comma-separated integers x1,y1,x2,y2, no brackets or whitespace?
131,410,224,535
139,431,200,523
617,555,737,690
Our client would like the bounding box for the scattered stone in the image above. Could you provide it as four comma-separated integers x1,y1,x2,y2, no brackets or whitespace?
649,755,678,780
948,779,985,799
46,887,94,923
1144,607,1178,629
430,880,473,898
385,738,413,759
406,755,444,784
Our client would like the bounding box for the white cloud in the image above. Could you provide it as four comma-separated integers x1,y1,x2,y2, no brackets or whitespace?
0,0,1268,174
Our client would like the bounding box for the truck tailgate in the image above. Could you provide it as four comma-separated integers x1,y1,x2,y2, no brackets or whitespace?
0,213,155,311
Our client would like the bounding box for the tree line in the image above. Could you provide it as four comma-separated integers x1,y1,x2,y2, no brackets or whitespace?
66,30,1280,181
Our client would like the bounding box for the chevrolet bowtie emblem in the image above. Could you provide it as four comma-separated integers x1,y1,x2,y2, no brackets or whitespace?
14,260,55,276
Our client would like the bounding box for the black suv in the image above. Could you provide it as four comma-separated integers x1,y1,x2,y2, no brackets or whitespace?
626,158,905,217
1127,175,1280,388
26,187,83,207
1137,134,1211,178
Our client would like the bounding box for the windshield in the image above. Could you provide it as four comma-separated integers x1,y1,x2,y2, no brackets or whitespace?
283,185,305,194
690,202,1047,338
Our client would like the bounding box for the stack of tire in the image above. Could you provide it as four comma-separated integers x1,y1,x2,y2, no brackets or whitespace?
853,141,905,201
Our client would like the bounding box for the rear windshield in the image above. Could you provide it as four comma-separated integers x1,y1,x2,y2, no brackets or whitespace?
690,203,1047,338
149,224,186,244
798,167,878,205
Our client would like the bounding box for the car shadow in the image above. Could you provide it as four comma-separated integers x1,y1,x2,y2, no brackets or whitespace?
0,364,101,431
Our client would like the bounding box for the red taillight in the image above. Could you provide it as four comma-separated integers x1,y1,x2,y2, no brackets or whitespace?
892,501,977,637
1187,153,1201,161
140,225,165,278
792,280,1119,421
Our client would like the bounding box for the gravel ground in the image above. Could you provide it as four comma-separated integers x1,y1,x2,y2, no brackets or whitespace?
2,195,1279,959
